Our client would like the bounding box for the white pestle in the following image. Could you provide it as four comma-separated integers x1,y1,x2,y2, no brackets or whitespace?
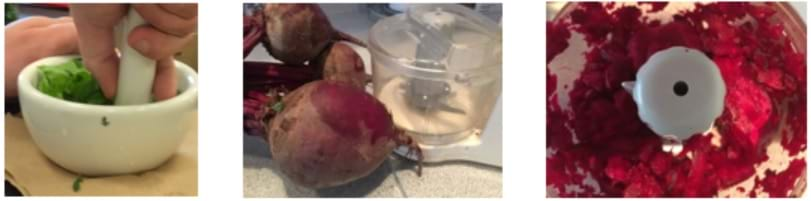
114,8,156,105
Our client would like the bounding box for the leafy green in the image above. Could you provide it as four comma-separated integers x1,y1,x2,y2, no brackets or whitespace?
37,58,112,105
5,4,17,25
272,102,284,114
72,176,83,192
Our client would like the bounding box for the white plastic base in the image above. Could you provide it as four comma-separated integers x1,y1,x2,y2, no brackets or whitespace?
395,96,502,167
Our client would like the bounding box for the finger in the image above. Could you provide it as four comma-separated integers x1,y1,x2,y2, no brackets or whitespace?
69,4,126,27
85,54,120,99
159,4,197,20
132,4,197,37
1,17,55,97
5,16,59,30
153,58,177,101
71,5,124,98
53,16,74,24
4,19,80,97
128,25,194,60
33,22,80,58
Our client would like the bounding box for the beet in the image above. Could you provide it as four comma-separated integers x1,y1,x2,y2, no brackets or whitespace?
548,2,805,197
244,4,421,189
312,42,368,89
261,4,366,65
722,76,772,149
546,21,571,64
268,81,420,188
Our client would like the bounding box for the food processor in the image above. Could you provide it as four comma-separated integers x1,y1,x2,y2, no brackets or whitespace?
368,4,502,166
547,2,806,197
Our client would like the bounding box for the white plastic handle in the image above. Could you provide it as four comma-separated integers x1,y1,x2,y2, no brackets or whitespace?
114,7,156,105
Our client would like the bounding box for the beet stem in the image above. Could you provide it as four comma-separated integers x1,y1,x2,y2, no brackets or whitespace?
244,61,319,82
244,13,265,58
244,29,264,58
243,16,254,36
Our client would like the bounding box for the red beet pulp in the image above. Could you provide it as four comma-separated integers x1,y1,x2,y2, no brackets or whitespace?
268,81,421,188
547,2,806,197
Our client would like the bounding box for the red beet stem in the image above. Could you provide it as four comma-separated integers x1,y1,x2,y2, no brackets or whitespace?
244,88,279,138
244,80,304,87
244,28,264,58
244,89,269,137
243,61,319,82
245,81,309,91
243,16,253,36
244,14,265,58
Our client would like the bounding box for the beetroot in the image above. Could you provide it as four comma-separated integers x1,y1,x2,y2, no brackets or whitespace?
640,2,668,12
312,42,368,89
627,21,703,69
243,4,373,138
268,81,420,188
261,4,366,65
757,159,806,196
546,21,571,64
244,4,423,189
548,2,805,197
721,77,772,148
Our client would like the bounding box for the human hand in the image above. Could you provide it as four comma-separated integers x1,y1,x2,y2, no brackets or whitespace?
70,4,197,101
5,17,79,97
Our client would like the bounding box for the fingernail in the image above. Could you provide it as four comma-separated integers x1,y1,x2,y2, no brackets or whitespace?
136,40,150,54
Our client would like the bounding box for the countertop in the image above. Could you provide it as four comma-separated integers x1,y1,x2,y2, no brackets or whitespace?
243,4,502,197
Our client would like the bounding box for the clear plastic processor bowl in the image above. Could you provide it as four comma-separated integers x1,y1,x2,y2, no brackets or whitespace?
369,4,502,145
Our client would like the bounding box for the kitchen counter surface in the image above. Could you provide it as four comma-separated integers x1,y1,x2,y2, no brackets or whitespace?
244,135,502,197
243,4,502,197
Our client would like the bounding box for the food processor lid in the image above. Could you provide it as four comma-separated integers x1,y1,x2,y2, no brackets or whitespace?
369,4,502,73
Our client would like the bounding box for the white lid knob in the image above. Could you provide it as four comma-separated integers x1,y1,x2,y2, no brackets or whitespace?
622,46,726,140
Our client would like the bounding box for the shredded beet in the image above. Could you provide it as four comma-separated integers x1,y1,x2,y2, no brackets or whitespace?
547,2,806,197
758,159,806,196
547,21,571,64
721,77,773,149
641,2,668,13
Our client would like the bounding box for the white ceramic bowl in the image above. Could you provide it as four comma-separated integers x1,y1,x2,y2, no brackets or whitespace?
17,55,198,176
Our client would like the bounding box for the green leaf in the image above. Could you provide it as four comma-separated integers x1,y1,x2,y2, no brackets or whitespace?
36,58,112,105
6,4,18,25
72,176,83,192
272,102,284,114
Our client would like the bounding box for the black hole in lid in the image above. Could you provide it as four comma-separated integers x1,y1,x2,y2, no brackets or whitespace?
674,81,688,96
